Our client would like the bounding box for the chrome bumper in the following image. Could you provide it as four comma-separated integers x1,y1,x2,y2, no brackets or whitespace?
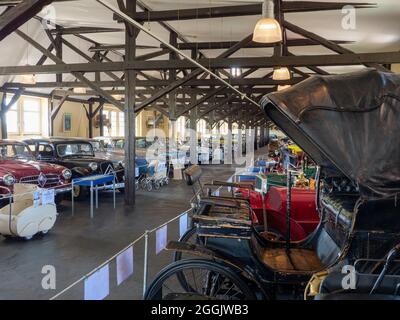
54,186,72,194
94,182,125,191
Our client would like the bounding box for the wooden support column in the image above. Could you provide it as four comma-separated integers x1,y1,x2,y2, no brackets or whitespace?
259,125,265,148
0,94,7,139
124,0,137,206
254,125,258,150
99,103,104,136
189,47,198,165
189,104,197,164
88,103,93,138
168,32,178,160
225,115,233,165
55,26,62,82
168,32,177,121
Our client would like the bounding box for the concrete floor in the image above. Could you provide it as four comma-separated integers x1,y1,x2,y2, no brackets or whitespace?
0,163,244,300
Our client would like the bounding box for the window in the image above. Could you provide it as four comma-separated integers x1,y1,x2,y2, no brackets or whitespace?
56,143,94,157
176,116,186,140
5,96,43,136
197,119,207,135
5,98,18,133
104,108,125,137
220,122,229,135
23,99,41,133
38,144,54,159
0,143,32,159
118,112,124,136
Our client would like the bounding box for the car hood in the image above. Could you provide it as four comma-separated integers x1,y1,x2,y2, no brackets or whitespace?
260,69,400,199
58,156,111,167
94,151,123,163
0,159,66,178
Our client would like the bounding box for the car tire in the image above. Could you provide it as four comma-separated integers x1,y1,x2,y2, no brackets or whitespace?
73,185,87,201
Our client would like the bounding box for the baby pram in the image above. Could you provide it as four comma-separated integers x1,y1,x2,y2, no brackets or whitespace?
140,159,169,191
135,157,148,191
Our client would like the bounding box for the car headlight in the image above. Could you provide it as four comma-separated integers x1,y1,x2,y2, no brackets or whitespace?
88,162,98,171
62,169,72,180
3,174,15,186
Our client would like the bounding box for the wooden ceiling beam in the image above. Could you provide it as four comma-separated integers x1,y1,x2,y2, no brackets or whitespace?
115,2,375,22
283,20,390,72
0,0,54,41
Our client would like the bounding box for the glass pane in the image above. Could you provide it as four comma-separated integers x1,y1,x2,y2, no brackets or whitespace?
5,96,18,111
24,111,40,133
23,99,40,112
111,111,117,136
56,143,93,157
118,112,124,136
6,111,18,133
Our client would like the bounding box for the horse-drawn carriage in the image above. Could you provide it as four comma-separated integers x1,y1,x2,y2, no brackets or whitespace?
145,69,400,300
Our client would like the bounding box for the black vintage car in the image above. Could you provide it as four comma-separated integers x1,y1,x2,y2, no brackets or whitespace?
24,138,124,199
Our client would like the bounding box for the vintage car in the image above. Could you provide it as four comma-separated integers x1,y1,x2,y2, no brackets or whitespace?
58,137,122,166
144,70,400,300
0,140,71,204
23,138,124,199
94,136,149,158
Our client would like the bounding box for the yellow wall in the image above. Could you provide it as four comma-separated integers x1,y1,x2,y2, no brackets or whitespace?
52,100,100,138
392,64,400,73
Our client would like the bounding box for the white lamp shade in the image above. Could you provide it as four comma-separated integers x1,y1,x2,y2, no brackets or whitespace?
277,85,291,91
273,67,291,80
112,94,123,100
73,87,87,94
252,18,282,43
20,74,36,85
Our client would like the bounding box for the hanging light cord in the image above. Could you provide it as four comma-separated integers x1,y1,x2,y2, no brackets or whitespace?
96,0,260,108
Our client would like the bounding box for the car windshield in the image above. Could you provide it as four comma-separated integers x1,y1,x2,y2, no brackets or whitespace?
0,144,32,160
56,143,94,157
90,141,104,152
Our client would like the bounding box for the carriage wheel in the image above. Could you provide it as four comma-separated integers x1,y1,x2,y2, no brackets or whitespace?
174,227,205,262
144,259,256,300
140,179,148,190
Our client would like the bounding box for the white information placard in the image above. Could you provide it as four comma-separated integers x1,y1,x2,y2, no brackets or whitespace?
84,264,109,300
33,191,41,207
41,189,55,205
116,246,134,286
156,225,168,255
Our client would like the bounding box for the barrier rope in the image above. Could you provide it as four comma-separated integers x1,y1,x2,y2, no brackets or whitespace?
49,209,191,300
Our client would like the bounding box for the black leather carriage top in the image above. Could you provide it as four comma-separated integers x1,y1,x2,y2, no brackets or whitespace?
261,69,400,200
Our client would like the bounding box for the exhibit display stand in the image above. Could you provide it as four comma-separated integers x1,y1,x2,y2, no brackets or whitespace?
71,174,116,218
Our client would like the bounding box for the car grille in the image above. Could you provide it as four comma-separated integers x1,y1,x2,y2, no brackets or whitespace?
99,161,115,174
19,174,61,188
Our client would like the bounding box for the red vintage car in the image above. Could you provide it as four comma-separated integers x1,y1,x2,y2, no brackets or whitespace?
0,140,72,201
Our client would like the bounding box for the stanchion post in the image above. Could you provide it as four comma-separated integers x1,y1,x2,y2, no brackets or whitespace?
95,185,98,209
8,194,12,235
142,230,149,298
113,176,116,209
90,181,94,219
71,180,74,216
